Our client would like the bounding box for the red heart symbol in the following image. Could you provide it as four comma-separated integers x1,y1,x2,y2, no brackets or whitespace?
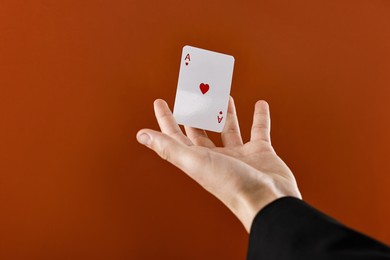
185,62,188,66
199,83,209,94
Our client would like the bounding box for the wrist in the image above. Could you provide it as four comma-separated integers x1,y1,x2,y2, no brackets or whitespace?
235,181,279,233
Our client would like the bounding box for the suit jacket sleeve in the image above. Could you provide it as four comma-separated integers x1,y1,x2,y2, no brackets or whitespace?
247,197,390,260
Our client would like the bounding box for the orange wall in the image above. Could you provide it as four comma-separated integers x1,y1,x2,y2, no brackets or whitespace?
1,1,389,259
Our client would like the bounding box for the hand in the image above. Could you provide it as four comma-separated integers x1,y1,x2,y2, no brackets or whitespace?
136,97,302,232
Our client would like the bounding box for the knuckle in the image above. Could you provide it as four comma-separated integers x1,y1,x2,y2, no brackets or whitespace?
222,126,238,135
158,111,173,120
252,122,268,130
192,135,207,145
171,130,184,139
155,141,171,161
171,131,193,146
159,148,169,161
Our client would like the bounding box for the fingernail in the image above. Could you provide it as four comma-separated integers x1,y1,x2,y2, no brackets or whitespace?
137,133,151,146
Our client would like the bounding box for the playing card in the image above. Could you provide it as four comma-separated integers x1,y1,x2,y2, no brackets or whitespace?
173,45,235,133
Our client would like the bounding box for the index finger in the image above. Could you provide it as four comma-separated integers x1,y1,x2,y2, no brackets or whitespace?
154,99,193,146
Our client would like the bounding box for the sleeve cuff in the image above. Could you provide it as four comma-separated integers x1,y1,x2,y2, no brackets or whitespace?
247,196,390,260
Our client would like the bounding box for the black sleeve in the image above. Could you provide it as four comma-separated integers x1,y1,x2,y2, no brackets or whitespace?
247,197,390,260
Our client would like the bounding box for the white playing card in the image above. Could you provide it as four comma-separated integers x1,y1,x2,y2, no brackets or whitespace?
173,45,235,133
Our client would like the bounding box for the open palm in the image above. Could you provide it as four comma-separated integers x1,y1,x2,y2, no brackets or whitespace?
137,97,301,231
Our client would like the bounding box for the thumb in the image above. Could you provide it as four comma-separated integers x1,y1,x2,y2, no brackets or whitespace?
136,129,198,173
136,128,256,224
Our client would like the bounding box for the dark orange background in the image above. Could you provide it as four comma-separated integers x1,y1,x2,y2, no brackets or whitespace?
1,0,389,259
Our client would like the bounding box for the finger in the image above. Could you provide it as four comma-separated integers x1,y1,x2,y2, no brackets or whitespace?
136,129,252,197
184,126,216,148
136,129,205,177
154,99,193,146
221,96,243,147
250,100,271,143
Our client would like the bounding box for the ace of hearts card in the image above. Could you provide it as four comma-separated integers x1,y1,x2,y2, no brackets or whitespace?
173,45,235,133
